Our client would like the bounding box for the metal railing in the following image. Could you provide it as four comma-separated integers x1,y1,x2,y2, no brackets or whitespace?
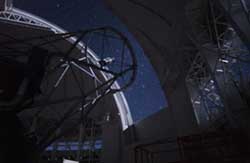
134,131,250,163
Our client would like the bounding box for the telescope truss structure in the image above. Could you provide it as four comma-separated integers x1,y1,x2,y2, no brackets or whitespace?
0,26,137,155
185,0,250,130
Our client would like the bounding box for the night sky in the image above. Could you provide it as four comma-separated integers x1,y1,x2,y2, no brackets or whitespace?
14,0,167,122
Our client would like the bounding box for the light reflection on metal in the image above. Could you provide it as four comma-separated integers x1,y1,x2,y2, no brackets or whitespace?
0,7,134,130
0,10,137,162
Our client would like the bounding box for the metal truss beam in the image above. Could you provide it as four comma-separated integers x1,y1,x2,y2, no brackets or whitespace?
0,9,49,28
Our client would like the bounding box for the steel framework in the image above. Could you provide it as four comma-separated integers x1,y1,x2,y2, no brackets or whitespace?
185,0,250,131
43,118,102,163
0,26,137,161
0,9,49,28
0,3,135,134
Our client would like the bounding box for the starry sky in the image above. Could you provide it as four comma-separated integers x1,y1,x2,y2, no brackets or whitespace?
14,0,167,122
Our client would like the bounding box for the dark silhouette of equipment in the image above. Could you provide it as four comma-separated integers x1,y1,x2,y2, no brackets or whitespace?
0,47,49,110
